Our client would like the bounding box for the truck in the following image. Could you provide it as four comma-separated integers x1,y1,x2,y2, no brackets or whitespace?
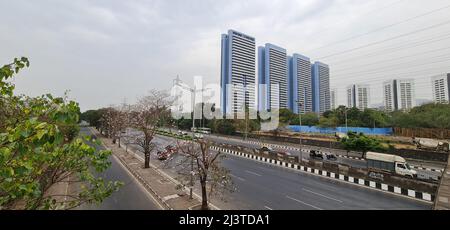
412,137,449,152
366,152,417,178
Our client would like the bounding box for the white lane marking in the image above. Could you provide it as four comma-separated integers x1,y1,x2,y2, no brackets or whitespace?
286,195,323,210
264,206,273,210
302,189,343,203
230,174,246,182
245,170,262,177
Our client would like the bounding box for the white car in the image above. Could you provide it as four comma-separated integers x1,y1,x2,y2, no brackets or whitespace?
178,130,188,136
194,133,204,139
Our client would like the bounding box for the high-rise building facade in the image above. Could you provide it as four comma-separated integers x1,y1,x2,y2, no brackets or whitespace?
258,43,288,111
431,74,450,104
383,79,416,112
220,30,256,114
312,62,330,114
330,88,337,110
347,84,370,110
288,54,313,114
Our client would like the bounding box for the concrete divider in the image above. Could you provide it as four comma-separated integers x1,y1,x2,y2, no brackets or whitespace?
210,145,435,203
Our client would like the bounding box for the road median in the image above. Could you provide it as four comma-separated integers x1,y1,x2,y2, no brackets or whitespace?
91,128,201,210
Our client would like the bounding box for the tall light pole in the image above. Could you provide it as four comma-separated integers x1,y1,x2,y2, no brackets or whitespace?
173,76,211,199
345,108,348,133
296,100,303,164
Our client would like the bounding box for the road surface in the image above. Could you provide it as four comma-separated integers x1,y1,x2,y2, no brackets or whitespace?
124,132,431,210
203,134,442,180
78,127,160,210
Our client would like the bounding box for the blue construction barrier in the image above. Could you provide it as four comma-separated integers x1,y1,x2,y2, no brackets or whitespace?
288,125,393,136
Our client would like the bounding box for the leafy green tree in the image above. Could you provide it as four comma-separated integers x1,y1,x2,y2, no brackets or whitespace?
340,132,387,158
319,115,339,128
80,109,105,129
390,103,450,129
279,108,296,125
0,58,121,210
212,119,236,135
291,112,320,126
176,117,193,130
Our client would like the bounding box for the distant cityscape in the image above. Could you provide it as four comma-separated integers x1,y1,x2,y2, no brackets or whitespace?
220,29,450,114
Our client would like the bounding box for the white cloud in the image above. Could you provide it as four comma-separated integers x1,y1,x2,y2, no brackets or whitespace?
1,0,449,110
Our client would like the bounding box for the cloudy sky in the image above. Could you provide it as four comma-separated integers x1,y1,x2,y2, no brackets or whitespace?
1,0,450,111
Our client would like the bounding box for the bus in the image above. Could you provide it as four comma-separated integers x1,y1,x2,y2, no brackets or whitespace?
192,127,211,134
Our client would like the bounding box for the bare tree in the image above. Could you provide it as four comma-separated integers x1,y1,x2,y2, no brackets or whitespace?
169,139,235,210
100,106,127,146
128,90,171,168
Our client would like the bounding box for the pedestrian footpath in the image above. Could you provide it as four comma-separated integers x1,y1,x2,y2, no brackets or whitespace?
434,154,450,210
92,128,202,210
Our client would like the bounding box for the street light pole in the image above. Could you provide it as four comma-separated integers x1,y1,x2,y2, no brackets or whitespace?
345,108,348,133
243,75,248,141
296,100,303,164
173,76,212,200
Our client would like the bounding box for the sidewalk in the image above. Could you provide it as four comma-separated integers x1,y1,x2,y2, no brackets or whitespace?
92,128,201,210
434,154,450,210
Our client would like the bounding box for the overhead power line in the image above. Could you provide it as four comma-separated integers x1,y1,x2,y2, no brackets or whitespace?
328,32,450,66
333,50,450,74
317,19,450,60
308,3,450,53
332,65,450,83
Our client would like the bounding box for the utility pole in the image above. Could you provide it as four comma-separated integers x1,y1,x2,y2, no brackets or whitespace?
243,75,249,141
296,100,303,164
173,76,211,199
345,108,348,133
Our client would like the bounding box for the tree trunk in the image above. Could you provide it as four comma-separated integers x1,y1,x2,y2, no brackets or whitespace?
200,180,208,210
118,137,121,148
144,152,150,169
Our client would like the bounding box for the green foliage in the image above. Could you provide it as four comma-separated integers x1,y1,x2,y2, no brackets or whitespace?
0,57,29,97
80,109,106,128
176,117,193,131
212,119,236,135
390,103,450,129
340,132,387,154
318,116,339,128
279,109,296,125
1,58,121,210
291,112,320,126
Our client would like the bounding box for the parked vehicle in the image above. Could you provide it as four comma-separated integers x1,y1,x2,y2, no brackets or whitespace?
366,152,417,178
309,150,324,160
335,132,348,140
412,137,449,152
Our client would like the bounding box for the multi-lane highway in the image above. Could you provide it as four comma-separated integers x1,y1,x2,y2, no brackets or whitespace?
203,134,443,180
78,127,160,210
124,132,431,210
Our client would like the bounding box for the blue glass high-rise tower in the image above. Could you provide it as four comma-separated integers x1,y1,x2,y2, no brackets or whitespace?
311,62,331,114
220,30,256,115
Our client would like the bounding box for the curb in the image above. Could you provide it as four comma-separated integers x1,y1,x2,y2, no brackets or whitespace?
91,130,173,210
242,140,443,173
113,152,173,210
120,141,221,210
210,146,435,203
157,131,437,203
